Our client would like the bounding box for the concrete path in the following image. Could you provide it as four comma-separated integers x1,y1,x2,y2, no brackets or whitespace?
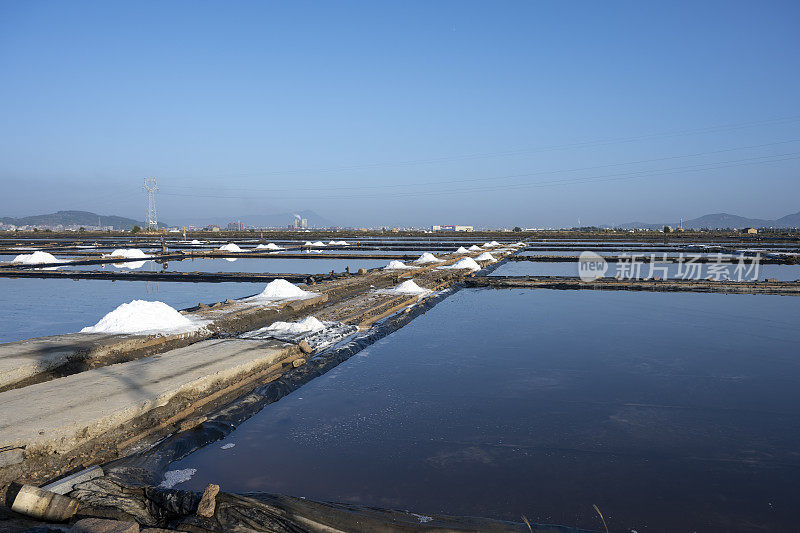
0,338,292,456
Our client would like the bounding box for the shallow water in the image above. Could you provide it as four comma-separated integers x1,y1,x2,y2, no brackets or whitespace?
167,288,800,532
58,257,389,274
0,278,266,342
491,260,800,281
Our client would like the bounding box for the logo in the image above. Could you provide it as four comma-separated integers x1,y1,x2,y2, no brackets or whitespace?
578,251,608,281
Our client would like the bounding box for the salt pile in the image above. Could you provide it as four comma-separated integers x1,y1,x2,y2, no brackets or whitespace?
263,316,326,336
483,241,500,248
468,245,483,251
104,248,151,259
384,260,418,270
453,247,469,254
12,251,64,265
414,252,444,264
80,300,201,335
328,240,349,245
218,243,243,252
304,241,326,247
377,279,431,296
190,239,202,245
256,243,283,250
475,252,496,262
248,279,317,300
439,257,481,272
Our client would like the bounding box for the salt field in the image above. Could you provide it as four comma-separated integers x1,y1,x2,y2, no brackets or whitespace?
165,288,800,532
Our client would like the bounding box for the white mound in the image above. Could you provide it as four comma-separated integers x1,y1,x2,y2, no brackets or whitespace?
263,316,326,335
475,252,496,262
80,300,200,335
414,252,444,264
440,257,481,272
12,251,63,265
304,241,326,247
384,260,418,270
483,241,500,248
218,243,243,252
468,245,483,251
377,280,431,296
328,240,349,245
104,248,151,259
249,279,317,300
190,240,202,245
453,247,469,254
256,243,283,250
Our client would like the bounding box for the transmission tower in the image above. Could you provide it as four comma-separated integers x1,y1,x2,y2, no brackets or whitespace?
143,178,159,230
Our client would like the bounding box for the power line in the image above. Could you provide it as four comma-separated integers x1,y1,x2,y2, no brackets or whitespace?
157,151,800,201
158,138,800,193
159,114,800,180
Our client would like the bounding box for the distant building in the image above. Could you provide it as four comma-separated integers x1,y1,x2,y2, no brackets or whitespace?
227,221,244,231
432,225,473,232
205,225,221,232
743,227,758,234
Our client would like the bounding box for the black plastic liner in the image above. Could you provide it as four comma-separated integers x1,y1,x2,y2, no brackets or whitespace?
70,476,597,532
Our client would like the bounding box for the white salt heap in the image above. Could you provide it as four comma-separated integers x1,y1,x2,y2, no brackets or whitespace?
190,240,202,245
414,252,444,264
12,251,64,265
256,243,283,250
304,241,326,247
248,279,317,300
483,241,500,248
384,260,418,270
263,316,325,335
328,240,349,245
218,243,243,252
104,249,150,259
80,300,201,335
377,279,431,296
439,257,481,272
468,245,483,251
475,252,496,262
453,247,469,254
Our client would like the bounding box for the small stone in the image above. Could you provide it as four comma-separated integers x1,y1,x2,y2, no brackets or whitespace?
70,518,139,533
358,268,367,275
298,340,313,354
292,358,306,368
196,483,220,518
0,447,23,467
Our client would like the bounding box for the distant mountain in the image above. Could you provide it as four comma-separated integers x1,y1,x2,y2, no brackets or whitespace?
188,210,335,229
0,210,154,230
614,211,800,230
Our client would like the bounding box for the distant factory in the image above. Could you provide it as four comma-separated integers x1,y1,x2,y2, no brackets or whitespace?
432,225,473,232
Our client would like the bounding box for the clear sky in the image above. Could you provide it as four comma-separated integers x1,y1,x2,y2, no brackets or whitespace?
1,1,798,228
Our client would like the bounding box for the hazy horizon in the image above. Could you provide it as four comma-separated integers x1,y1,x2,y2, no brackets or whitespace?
2,1,799,227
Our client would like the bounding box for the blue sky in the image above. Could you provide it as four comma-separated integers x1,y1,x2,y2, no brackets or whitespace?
1,1,798,227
